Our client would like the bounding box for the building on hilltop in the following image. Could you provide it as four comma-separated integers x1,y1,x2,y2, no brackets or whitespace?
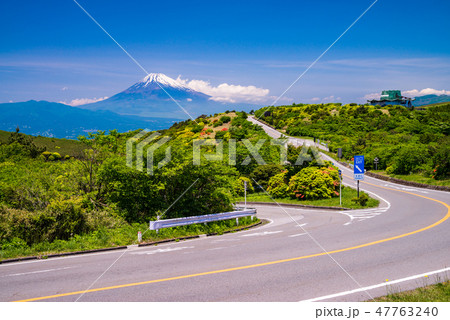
368,90,414,107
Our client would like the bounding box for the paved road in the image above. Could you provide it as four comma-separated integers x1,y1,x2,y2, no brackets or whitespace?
1,118,449,302
247,115,329,151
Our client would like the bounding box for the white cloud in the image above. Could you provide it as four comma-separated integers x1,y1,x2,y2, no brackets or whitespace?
402,88,450,97
322,95,341,102
363,92,381,100
61,86,68,91
60,96,108,106
176,76,270,103
311,97,320,102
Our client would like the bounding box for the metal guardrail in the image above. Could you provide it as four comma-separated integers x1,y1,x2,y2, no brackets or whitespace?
149,208,257,232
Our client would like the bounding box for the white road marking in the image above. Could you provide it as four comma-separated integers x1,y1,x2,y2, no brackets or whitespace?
241,231,283,237
211,238,240,243
288,233,307,238
301,266,450,302
131,246,194,255
341,184,391,226
295,223,308,227
383,184,429,194
206,246,230,251
1,266,73,278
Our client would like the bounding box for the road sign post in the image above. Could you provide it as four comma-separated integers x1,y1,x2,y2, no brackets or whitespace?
354,155,365,197
374,157,379,171
338,169,342,206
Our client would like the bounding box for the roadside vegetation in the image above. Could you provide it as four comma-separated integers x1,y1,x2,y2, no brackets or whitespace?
372,281,450,302
237,186,378,209
0,216,258,260
1,111,364,260
254,103,450,185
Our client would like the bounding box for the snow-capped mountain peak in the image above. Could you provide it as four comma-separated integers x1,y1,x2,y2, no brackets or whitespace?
139,73,188,90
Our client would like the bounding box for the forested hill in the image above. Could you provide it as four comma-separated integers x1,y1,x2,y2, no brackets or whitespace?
255,103,449,179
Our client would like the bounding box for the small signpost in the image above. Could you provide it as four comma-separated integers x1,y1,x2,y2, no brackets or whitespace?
337,148,342,159
354,155,365,197
374,157,379,170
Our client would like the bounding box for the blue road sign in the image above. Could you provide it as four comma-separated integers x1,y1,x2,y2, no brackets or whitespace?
338,169,342,175
354,155,364,174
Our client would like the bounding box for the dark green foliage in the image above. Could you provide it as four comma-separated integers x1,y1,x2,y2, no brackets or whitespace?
351,193,369,206
250,164,284,190
219,116,231,123
255,103,450,180
6,131,46,158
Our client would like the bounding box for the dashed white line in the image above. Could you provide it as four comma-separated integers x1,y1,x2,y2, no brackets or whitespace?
130,246,194,255
288,233,307,238
241,231,283,237
1,266,73,278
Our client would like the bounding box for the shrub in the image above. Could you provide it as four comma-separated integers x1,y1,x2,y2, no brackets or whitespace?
351,193,369,206
288,166,339,200
215,130,227,140
213,121,223,128
267,172,290,198
191,124,204,133
220,116,231,123
250,164,284,189
233,177,254,196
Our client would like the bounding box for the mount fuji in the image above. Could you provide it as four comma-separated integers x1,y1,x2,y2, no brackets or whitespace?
80,73,247,119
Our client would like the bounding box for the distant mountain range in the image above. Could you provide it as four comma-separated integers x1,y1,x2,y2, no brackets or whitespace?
412,94,450,106
0,100,179,139
0,73,258,139
2,72,448,139
80,73,253,118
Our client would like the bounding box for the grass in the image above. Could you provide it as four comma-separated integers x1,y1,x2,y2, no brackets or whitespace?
235,186,379,209
0,216,260,261
371,170,450,187
372,281,450,302
0,129,86,157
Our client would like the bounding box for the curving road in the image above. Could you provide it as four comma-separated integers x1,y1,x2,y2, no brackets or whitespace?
0,118,449,302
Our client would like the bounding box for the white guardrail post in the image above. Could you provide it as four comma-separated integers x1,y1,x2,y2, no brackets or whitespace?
149,208,257,233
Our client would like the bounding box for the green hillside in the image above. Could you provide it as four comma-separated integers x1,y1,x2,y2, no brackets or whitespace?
0,129,86,157
0,111,378,260
255,103,450,183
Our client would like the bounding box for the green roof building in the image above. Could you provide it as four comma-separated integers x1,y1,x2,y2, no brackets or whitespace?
368,90,414,107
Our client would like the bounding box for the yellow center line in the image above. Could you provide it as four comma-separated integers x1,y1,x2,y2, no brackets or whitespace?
14,181,450,302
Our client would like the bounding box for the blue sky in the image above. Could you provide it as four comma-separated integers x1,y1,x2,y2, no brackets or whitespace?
1,0,450,106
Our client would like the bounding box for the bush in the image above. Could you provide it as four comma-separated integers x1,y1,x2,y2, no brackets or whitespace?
213,121,223,128
390,144,427,174
220,116,231,123
215,130,227,140
351,193,369,206
233,177,254,196
250,164,284,190
288,166,339,200
267,172,290,198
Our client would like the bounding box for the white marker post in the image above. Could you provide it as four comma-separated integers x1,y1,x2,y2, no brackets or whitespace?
137,231,142,243
244,180,247,209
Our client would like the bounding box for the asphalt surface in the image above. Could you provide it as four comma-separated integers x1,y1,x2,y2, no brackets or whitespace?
0,118,449,302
